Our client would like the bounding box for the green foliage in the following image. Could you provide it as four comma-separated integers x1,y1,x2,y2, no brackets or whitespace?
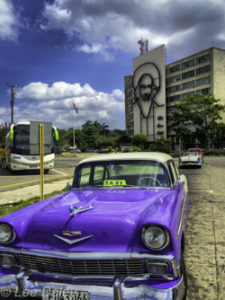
122,147,132,152
149,137,171,153
55,121,127,151
0,188,67,217
131,133,148,149
170,94,225,148
116,134,131,147
81,121,100,150
208,122,225,149
132,146,141,152
204,149,225,156
0,127,7,147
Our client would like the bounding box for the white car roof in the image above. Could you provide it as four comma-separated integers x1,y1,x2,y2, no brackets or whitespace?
78,152,173,165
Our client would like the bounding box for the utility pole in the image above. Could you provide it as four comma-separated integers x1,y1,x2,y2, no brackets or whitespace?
7,84,18,124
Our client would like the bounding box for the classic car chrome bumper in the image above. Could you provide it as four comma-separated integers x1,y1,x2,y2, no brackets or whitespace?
0,271,186,300
0,247,185,299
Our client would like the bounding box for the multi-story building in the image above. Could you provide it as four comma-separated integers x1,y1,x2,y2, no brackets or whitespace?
125,45,225,140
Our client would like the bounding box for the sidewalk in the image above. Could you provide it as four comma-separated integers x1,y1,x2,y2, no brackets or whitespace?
0,178,71,205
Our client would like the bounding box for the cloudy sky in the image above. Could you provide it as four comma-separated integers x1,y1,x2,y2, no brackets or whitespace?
1,0,225,130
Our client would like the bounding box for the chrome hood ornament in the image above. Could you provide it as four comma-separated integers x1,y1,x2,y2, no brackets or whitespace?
54,234,93,245
69,203,95,217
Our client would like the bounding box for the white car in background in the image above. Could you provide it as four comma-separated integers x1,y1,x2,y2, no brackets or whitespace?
179,151,202,168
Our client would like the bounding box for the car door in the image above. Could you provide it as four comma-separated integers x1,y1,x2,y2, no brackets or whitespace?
168,160,186,240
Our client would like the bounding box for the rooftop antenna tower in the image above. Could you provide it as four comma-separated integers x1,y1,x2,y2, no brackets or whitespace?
138,38,149,56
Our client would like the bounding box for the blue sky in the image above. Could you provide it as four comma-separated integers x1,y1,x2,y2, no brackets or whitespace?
1,0,225,130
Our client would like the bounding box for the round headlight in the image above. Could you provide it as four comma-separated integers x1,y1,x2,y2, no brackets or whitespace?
142,226,169,250
0,223,16,244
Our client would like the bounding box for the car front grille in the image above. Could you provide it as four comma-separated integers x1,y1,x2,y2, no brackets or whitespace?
16,253,145,276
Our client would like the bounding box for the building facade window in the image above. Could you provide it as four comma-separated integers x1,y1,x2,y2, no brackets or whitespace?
128,113,134,121
167,74,181,84
182,80,195,90
128,121,134,128
196,54,210,64
181,59,195,70
196,65,210,75
167,106,176,113
167,85,181,93
182,70,195,79
168,64,181,73
127,106,133,113
196,76,210,86
127,82,133,89
167,53,210,75
167,95,182,103
128,98,133,105
182,91,195,98
196,88,211,94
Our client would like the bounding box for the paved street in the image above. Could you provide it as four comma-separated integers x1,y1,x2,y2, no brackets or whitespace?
0,156,225,299
0,154,97,192
182,157,225,300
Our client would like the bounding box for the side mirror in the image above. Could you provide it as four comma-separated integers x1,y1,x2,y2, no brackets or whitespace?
66,182,72,190
177,178,185,188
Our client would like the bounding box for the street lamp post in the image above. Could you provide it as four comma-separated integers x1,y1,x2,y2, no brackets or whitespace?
73,108,76,149
7,84,18,124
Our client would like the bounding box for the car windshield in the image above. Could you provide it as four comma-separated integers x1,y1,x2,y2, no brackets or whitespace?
189,149,200,154
182,152,190,156
12,125,55,155
75,160,170,189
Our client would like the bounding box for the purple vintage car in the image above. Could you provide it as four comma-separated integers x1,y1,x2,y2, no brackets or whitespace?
0,152,189,300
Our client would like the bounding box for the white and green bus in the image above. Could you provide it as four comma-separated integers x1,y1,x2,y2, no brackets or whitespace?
3,121,59,172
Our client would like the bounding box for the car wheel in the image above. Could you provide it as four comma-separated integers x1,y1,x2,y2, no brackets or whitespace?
180,255,187,300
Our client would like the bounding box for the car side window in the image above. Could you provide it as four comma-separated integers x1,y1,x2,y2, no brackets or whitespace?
171,161,179,182
168,161,177,185
78,165,91,187
93,165,105,185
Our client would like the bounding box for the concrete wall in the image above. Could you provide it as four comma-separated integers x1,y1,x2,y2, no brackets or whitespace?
212,48,225,123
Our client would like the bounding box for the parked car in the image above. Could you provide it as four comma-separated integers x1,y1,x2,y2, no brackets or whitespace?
188,148,204,162
0,152,189,300
70,149,81,153
179,151,202,168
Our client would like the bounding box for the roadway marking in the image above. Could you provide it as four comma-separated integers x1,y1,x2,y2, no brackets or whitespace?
52,168,68,175
0,173,73,190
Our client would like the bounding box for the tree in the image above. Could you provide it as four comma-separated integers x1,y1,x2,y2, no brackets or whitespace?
170,94,225,148
0,127,6,148
131,133,148,149
208,122,225,149
82,120,100,149
149,137,171,153
116,134,131,147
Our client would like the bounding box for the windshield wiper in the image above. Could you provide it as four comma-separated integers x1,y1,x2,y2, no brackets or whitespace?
119,184,147,189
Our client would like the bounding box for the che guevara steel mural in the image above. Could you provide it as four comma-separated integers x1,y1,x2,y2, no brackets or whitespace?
132,62,163,118
132,62,164,140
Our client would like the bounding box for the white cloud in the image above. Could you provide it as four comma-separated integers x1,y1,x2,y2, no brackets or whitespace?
77,43,113,61
0,107,7,114
12,81,125,129
0,0,19,40
41,0,225,60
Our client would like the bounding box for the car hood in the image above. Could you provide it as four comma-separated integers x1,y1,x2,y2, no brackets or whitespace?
3,188,175,252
